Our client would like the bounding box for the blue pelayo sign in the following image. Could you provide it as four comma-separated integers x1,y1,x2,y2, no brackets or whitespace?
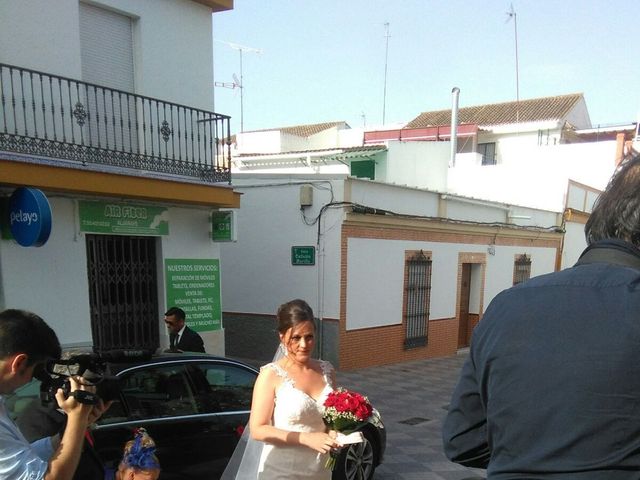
9,187,52,247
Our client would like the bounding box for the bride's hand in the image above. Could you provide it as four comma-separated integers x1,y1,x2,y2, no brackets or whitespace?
300,431,339,454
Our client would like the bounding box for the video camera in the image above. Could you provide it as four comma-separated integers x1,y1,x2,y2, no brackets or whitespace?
36,349,152,406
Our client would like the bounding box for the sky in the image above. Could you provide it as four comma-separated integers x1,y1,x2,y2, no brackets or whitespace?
212,1,640,134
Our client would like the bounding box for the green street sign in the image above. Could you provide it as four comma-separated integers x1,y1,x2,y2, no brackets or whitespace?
79,200,168,235
211,211,234,242
291,246,315,266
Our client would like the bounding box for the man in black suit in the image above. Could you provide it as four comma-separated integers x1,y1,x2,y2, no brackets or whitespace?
164,306,205,353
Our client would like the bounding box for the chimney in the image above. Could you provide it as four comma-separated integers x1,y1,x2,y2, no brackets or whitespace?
450,87,460,167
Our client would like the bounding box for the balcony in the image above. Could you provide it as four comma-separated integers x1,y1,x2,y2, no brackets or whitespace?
0,63,231,184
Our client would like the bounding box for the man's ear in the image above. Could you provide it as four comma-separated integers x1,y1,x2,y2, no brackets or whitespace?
10,353,29,373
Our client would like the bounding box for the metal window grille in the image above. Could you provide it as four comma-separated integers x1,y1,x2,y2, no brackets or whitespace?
86,234,159,351
513,254,531,285
404,250,432,349
478,142,496,166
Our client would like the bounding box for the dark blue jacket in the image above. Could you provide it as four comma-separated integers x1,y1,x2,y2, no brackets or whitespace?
443,240,640,479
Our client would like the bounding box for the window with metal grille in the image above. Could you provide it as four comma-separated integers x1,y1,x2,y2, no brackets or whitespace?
86,234,159,351
478,142,496,165
513,254,532,285
403,250,432,349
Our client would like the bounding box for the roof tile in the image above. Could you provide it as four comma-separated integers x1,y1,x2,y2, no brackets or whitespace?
244,121,348,137
405,93,584,128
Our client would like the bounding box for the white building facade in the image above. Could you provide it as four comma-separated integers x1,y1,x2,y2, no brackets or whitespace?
0,0,238,354
222,175,563,369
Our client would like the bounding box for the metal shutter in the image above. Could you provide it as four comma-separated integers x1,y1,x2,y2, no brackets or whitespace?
79,2,134,92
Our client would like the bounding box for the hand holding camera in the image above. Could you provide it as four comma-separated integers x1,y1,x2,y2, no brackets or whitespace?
55,376,96,421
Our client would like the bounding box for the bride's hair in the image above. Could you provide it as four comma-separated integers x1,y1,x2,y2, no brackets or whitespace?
276,299,314,335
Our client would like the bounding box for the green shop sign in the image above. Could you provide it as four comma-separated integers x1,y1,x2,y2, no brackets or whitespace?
79,201,168,235
165,258,221,332
211,211,234,242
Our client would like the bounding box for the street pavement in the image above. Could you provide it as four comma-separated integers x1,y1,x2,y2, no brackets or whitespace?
337,350,486,480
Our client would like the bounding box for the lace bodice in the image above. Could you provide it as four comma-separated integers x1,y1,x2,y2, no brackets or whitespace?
257,360,335,479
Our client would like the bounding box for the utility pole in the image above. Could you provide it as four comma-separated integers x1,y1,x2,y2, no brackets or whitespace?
214,40,262,132
506,5,520,123
382,22,390,125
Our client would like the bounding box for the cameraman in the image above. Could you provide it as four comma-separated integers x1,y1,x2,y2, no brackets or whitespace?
0,309,106,480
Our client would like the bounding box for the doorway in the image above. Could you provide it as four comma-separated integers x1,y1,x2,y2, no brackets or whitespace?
86,234,159,351
456,256,485,349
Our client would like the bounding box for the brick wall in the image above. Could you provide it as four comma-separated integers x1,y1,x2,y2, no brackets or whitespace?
338,217,562,370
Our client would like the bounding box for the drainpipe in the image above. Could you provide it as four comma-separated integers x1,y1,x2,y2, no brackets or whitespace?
450,87,460,167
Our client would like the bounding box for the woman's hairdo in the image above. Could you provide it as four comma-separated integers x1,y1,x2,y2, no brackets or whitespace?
122,428,160,471
276,299,314,334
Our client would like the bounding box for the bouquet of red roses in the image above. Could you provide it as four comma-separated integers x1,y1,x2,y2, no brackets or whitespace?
322,388,374,470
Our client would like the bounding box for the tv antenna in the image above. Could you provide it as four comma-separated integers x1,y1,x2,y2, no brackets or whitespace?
505,4,520,123
214,40,263,132
382,22,390,125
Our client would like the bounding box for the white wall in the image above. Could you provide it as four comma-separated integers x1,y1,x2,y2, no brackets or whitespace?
0,0,215,110
562,221,588,269
383,141,449,191
159,206,224,353
307,127,341,150
347,179,441,217
0,196,223,351
447,141,618,211
220,175,345,319
345,237,557,330
0,1,82,78
279,132,312,154
0,196,92,344
565,97,592,129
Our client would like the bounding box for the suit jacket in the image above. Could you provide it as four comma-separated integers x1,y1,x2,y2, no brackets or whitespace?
176,325,205,353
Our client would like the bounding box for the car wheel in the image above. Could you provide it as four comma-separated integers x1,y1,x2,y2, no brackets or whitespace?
332,429,377,480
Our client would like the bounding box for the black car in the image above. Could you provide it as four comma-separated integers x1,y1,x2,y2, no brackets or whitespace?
8,352,385,480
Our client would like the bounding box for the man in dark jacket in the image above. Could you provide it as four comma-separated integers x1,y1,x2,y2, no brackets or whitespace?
164,307,205,353
443,153,640,479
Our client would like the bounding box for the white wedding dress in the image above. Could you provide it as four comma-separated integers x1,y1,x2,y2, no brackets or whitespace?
257,360,334,479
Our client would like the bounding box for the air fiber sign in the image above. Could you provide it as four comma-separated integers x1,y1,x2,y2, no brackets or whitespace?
8,187,52,247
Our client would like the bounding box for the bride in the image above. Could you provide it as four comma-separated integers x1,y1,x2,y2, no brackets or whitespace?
222,299,338,479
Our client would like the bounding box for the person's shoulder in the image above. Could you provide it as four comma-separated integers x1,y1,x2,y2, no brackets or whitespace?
185,326,202,337
259,362,279,375
258,362,285,385
314,359,334,373
317,359,334,368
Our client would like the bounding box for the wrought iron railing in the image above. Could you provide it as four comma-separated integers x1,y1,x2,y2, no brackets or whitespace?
0,63,231,183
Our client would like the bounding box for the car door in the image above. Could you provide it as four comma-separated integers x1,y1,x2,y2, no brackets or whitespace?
93,359,256,480
183,360,256,462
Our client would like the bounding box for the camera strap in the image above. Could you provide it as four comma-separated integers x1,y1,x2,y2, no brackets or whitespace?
71,390,98,405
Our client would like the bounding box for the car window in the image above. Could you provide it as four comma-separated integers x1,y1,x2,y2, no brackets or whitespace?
186,363,256,413
4,379,41,421
114,364,197,420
